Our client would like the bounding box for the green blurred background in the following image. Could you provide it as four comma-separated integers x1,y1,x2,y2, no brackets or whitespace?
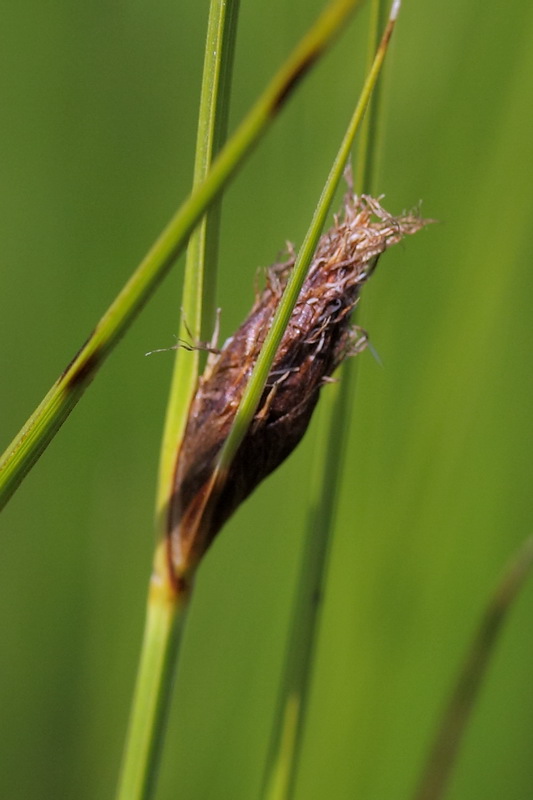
1,1,533,798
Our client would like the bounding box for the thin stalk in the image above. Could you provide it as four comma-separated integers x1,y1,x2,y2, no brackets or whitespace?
356,0,388,192
117,3,239,798
260,379,356,800
214,0,400,487
413,536,533,800
156,0,239,546
116,576,189,800
259,4,399,800
0,0,362,513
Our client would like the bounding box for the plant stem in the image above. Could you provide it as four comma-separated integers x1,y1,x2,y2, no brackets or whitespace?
116,562,189,800
356,0,388,192
413,536,533,800
156,0,239,542
214,0,398,487
118,3,239,798
260,4,398,799
261,378,356,800
0,0,362,513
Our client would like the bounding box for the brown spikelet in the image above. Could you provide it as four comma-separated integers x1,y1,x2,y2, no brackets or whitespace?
169,194,429,576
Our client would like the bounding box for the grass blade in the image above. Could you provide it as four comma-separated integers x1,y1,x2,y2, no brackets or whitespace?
413,536,533,800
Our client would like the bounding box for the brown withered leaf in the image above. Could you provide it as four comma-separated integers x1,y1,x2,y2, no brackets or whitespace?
169,194,429,576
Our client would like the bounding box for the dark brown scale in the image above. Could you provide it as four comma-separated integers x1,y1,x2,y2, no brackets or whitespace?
170,194,428,575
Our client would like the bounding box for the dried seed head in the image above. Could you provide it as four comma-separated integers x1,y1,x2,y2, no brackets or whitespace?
170,194,429,575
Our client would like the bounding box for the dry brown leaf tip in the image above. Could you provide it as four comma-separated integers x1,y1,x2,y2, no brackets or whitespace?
169,194,429,575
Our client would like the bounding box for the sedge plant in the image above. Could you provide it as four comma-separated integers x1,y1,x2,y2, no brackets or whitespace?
118,3,404,797
1,2,532,800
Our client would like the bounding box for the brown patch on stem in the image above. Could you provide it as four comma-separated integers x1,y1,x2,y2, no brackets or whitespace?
271,49,321,113
64,349,101,389
59,330,96,379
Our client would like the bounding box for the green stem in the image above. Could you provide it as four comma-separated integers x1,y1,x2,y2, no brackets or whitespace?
156,0,239,540
0,0,362,513
214,0,398,485
356,0,388,192
116,575,189,800
261,378,357,800
413,536,533,800
260,4,398,799
118,4,240,798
